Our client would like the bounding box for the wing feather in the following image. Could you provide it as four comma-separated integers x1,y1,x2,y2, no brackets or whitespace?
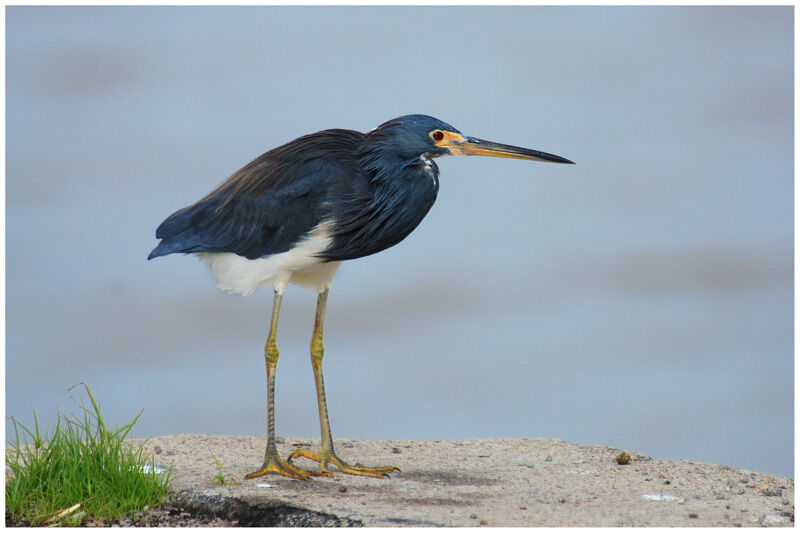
148,129,364,260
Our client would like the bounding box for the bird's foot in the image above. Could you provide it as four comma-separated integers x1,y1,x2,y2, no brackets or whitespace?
245,451,333,482
287,447,399,479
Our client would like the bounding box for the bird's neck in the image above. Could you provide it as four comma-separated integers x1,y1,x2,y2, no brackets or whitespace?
319,145,439,262
357,145,439,189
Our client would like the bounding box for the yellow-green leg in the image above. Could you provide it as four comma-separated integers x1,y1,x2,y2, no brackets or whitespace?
287,288,399,479
246,290,331,481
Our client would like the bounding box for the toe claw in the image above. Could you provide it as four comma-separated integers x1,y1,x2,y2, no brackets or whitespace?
289,447,398,479
246,453,320,481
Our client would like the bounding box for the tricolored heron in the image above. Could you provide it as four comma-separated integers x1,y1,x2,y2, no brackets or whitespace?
149,114,573,481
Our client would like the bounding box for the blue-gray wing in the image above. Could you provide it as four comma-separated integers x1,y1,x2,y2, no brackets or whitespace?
148,167,334,260
148,129,365,261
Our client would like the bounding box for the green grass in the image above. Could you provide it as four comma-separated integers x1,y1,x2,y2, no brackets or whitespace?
5,384,171,526
211,453,237,486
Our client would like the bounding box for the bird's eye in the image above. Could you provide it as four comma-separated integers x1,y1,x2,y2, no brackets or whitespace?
432,131,444,141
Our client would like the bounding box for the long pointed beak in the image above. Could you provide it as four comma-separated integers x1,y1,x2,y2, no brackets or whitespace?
448,136,574,164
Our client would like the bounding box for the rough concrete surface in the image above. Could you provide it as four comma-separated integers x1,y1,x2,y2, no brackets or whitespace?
142,434,793,527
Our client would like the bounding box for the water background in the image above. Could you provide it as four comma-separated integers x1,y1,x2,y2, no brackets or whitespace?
6,7,793,477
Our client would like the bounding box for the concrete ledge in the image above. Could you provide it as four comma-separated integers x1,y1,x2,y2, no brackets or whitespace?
143,434,793,527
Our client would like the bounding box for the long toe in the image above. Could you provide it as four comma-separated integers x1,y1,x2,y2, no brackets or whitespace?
288,448,399,479
245,453,332,481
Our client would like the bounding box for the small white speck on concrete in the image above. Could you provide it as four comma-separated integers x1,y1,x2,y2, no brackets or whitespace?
761,513,787,526
642,493,679,501
126,463,168,474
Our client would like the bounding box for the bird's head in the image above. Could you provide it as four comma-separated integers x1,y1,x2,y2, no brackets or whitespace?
364,114,574,165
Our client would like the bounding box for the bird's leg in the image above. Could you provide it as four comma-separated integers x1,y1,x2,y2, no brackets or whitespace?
287,288,399,478
246,290,331,481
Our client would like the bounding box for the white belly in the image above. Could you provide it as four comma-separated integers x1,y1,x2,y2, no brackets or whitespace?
197,221,340,295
